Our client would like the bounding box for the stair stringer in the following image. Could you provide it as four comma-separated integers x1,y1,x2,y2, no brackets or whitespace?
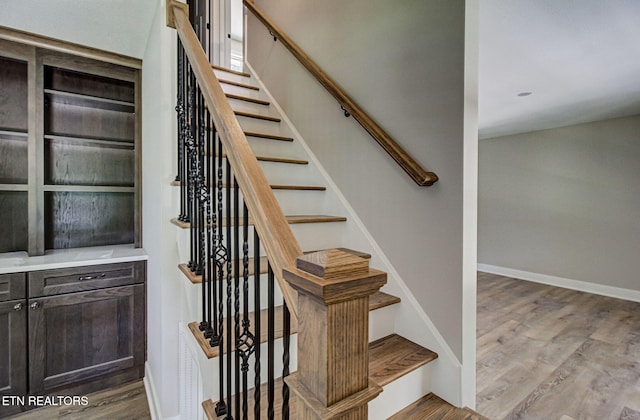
245,61,465,408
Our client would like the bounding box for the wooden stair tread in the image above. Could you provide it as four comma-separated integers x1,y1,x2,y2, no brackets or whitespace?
389,393,488,420
244,131,294,142
369,291,401,311
212,64,251,78
211,153,308,165
255,155,307,165
234,110,281,122
171,215,347,229
171,180,321,190
203,377,296,420
368,334,438,387
225,92,269,106
188,304,298,359
219,78,259,91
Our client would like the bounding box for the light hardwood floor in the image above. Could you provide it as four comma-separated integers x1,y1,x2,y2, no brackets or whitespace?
477,272,640,420
6,380,150,420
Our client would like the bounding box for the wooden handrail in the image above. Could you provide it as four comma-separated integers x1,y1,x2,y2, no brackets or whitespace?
167,0,302,319
243,1,438,187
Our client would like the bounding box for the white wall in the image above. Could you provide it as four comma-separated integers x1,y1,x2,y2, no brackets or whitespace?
141,1,186,418
0,0,156,59
479,115,640,294
246,0,474,366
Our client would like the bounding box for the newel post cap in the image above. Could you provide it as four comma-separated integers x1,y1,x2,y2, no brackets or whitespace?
284,249,386,304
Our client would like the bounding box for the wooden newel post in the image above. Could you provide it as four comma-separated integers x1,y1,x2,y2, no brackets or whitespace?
283,249,386,419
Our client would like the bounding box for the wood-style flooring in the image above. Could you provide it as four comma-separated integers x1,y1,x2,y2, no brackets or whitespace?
477,272,640,420
5,380,150,420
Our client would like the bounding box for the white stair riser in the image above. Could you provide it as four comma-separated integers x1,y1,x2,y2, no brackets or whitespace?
368,363,433,420
369,305,397,342
192,332,299,400
227,98,277,117
213,69,255,86
182,272,285,320
220,83,265,101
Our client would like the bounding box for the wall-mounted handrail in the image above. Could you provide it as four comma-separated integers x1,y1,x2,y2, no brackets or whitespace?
243,0,439,187
167,0,302,320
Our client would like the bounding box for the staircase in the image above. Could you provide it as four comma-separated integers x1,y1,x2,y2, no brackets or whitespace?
171,64,485,419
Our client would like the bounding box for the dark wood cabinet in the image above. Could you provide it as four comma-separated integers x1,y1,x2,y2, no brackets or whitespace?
0,273,27,418
0,262,146,415
0,29,146,416
0,36,141,256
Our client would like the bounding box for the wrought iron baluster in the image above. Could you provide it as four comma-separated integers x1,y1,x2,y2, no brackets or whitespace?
225,158,233,419
214,133,227,418
267,264,275,420
238,202,254,419
233,178,241,419
187,67,197,271
175,38,186,222
196,89,206,276
282,301,291,419
204,110,215,339
253,230,262,419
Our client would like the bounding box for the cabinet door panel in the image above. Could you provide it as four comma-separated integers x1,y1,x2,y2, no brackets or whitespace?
0,299,27,417
0,273,26,302
29,284,145,394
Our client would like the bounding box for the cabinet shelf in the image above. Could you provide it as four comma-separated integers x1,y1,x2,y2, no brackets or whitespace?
0,184,28,192
43,185,134,193
44,89,134,113
45,134,134,149
0,129,28,138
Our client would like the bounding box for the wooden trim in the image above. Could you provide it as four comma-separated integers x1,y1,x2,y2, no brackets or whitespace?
243,1,438,187
0,26,141,70
167,0,303,319
32,47,44,255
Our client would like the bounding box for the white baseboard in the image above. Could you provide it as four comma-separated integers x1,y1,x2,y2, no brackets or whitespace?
144,362,164,420
477,263,640,303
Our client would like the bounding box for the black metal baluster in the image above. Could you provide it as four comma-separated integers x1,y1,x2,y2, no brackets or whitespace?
205,110,214,339
196,89,206,276
175,38,186,221
214,134,227,418
225,158,233,419
187,67,197,272
282,301,291,420
197,89,207,333
267,264,275,420
238,202,254,419
233,178,241,419
253,230,261,419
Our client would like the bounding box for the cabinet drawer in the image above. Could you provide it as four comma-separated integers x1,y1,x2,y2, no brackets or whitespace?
29,261,145,297
0,273,26,302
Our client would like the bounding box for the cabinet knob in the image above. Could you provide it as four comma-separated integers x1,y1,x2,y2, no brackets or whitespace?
13,302,23,311
30,302,40,310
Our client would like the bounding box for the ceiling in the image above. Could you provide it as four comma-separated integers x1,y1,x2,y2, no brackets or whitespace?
2,0,639,140
478,0,640,139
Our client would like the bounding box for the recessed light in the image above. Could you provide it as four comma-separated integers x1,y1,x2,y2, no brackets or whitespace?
517,92,532,97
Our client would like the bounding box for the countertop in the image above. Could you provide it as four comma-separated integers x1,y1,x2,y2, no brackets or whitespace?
0,244,148,275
